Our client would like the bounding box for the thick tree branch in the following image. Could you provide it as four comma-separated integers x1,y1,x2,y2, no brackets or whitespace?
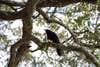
0,0,40,20
30,35,100,67
0,0,97,7
0,10,25,20
0,0,97,20
8,0,40,67
8,39,24,67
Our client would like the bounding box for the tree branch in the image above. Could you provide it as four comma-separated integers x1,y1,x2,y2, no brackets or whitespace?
8,0,40,67
0,10,25,20
0,0,97,20
0,0,97,7
8,39,23,67
30,35,100,67
37,9,77,42
37,9,100,67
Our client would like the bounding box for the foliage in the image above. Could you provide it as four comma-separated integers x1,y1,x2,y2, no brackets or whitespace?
0,0,99,67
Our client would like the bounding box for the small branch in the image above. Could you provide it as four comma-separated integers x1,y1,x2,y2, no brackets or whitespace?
31,47,40,52
62,36,73,44
74,30,89,34
32,13,40,19
30,35,42,47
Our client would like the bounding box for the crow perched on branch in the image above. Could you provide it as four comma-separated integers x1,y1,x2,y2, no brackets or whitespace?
45,29,63,56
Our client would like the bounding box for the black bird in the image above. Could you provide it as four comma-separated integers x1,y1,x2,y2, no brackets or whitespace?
45,29,63,56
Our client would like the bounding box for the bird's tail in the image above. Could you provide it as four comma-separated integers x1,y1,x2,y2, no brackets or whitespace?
56,48,63,56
